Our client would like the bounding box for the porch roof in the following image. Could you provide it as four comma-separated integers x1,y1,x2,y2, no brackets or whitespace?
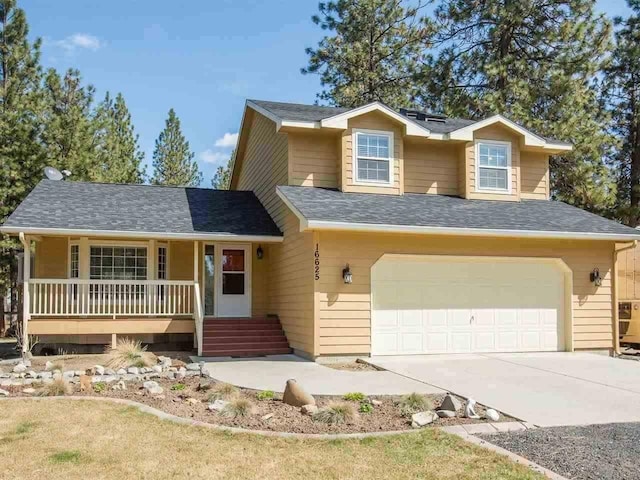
1,180,283,242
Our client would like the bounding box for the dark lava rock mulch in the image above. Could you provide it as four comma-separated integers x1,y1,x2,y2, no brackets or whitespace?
480,423,640,480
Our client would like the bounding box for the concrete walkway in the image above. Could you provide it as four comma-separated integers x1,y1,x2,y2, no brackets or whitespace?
196,354,442,395
367,352,640,427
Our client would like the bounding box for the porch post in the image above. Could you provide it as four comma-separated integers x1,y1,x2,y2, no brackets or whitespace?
19,233,30,356
193,241,203,356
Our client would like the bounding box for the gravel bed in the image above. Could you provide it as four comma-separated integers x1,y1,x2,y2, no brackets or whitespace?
479,423,640,480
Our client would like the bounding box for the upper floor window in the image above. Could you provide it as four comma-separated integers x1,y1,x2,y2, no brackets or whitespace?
476,140,511,193
354,130,393,185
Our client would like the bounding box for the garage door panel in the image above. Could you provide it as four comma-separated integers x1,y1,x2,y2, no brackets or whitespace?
372,256,565,355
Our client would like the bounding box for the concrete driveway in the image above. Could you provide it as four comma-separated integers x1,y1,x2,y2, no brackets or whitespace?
366,352,640,427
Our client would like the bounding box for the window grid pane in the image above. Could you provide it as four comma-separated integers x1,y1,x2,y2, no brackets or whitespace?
479,143,508,168
157,247,167,280
70,245,79,278
357,158,390,182
89,246,147,280
479,167,508,190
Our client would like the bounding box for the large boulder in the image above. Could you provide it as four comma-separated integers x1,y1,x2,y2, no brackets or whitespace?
411,411,438,428
143,380,163,396
439,393,462,413
485,408,500,421
282,379,315,407
12,363,26,374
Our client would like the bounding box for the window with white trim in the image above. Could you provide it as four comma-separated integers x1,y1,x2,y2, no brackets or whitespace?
70,244,79,279
157,246,167,280
354,131,392,184
477,141,511,192
89,246,147,280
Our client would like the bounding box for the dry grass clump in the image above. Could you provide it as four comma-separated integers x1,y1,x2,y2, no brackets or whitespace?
48,361,64,372
397,393,434,417
39,378,72,397
312,402,359,425
220,397,256,419
207,382,239,402
106,338,153,369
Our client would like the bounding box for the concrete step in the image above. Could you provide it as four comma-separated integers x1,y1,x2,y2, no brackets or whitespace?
201,347,293,357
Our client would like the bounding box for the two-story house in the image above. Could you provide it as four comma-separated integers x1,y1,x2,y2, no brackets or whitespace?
3,99,640,359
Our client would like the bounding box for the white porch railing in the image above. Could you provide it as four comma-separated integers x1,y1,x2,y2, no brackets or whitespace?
29,279,195,317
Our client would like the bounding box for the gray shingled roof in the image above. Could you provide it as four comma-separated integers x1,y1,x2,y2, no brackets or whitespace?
1,180,282,238
250,99,569,145
277,186,640,239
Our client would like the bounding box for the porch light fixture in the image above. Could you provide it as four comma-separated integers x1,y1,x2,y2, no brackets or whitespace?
256,245,264,260
590,268,602,287
342,264,352,284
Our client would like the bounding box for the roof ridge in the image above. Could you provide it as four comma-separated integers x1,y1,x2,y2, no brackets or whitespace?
40,179,253,193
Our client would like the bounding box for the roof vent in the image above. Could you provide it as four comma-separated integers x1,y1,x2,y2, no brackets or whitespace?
399,108,426,121
424,113,447,123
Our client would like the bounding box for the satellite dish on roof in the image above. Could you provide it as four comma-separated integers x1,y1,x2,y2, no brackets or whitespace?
44,166,64,181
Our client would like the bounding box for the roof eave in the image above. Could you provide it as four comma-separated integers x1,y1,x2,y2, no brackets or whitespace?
0,226,284,243
302,220,636,242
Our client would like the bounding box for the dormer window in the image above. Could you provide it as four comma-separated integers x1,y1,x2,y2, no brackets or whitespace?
354,130,393,185
476,140,511,193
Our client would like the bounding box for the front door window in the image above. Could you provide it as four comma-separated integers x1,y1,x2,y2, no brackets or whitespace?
222,249,245,295
204,245,215,315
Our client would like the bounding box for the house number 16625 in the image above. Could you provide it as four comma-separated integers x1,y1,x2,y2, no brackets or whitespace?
314,244,320,281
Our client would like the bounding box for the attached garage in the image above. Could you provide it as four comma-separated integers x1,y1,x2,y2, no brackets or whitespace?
371,255,571,355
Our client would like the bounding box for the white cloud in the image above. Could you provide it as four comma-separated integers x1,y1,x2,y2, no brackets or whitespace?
214,132,239,148
54,33,103,53
200,149,229,165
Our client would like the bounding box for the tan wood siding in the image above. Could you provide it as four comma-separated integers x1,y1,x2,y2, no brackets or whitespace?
289,131,339,188
235,111,289,229
521,152,549,200
267,211,315,355
316,232,615,355
35,236,68,278
464,125,521,201
404,140,460,195
29,318,195,335
342,111,403,195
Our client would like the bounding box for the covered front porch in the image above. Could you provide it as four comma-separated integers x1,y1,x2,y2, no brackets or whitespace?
21,235,278,355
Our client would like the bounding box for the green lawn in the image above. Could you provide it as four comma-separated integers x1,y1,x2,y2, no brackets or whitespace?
0,400,543,480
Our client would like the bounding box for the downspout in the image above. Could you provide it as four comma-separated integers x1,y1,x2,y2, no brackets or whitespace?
18,232,30,356
613,240,637,355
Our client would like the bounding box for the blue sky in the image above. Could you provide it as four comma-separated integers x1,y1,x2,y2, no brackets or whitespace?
24,0,632,186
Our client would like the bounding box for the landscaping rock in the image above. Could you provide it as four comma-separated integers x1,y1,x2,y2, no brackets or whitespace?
105,369,116,375
112,380,127,391
127,367,140,375
12,363,26,373
261,413,274,421
176,370,186,380
464,398,480,419
208,399,229,412
39,371,52,380
63,371,75,379
158,356,172,368
172,359,187,368
151,365,162,374
186,398,199,405
186,363,200,371
301,404,319,416
22,388,35,395
436,410,456,418
439,393,462,413
282,379,315,407
411,411,438,428
371,399,383,406
44,361,54,371
0,388,9,396
116,368,127,375
26,370,37,379
94,365,105,375
143,380,163,395
485,408,500,421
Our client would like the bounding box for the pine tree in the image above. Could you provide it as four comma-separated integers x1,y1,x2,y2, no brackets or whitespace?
151,109,202,186
602,0,640,225
419,0,615,213
0,0,45,293
211,150,234,190
41,68,96,181
302,0,432,107
93,92,145,184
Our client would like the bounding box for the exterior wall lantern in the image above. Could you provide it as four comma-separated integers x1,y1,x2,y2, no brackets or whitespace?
590,268,602,287
342,264,352,284
256,245,264,260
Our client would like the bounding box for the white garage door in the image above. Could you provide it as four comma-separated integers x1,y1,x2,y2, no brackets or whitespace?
371,256,566,355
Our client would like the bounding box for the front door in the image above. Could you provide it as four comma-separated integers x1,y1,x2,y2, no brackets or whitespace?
204,244,251,318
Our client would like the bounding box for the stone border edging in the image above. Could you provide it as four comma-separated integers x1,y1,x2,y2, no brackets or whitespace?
441,427,569,480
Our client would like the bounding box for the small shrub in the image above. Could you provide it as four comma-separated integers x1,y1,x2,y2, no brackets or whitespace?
397,393,433,417
343,392,366,402
49,450,82,464
221,397,256,418
256,390,274,401
171,383,186,391
50,361,64,372
106,338,152,369
312,402,358,425
207,382,239,401
40,378,72,397
93,382,107,393
359,402,373,414
15,421,37,435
